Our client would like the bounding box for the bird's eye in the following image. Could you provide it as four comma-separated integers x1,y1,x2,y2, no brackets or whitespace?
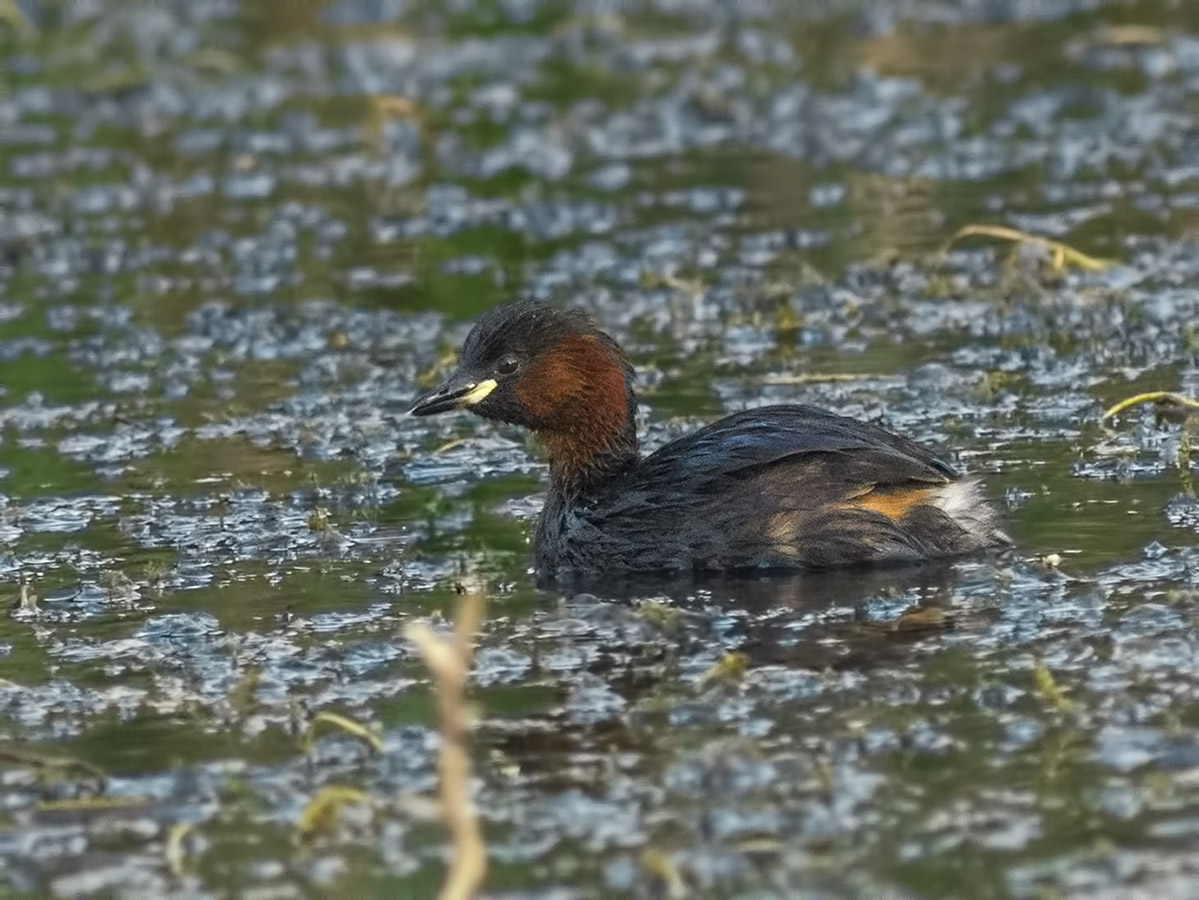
495,355,520,377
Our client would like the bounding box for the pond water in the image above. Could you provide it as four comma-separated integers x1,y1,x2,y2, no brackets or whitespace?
0,0,1197,896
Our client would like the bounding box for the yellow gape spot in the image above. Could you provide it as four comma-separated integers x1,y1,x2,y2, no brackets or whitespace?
460,379,497,406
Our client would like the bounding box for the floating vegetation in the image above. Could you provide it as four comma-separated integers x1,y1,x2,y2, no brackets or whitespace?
635,599,681,629
0,747,107,788
641,847,689,900
759,372,884,385
295,786,373,842
307,507,334,533
1102,391,1199,426
302,711,385,756
1033,659,1075,713
938,224,1114,274
1,0,1198,896
698,652,748,688
0,0,34,36
34,795,152,813
17,577,37,613
165,822,196,877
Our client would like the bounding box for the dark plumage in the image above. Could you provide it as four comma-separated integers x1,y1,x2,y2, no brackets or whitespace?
410,301,1011,578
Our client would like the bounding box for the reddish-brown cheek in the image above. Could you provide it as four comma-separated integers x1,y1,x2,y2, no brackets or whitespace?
515,335,628,460
514,346,578,424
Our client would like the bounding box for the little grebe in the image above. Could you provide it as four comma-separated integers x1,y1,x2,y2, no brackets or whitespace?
410,301,1010,577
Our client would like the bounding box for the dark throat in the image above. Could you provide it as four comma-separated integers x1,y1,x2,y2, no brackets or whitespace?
538,389,639,500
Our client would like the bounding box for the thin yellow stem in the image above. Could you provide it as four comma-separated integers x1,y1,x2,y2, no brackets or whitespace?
405,593,487,900
1101,391,1199,422
938,224,1113,272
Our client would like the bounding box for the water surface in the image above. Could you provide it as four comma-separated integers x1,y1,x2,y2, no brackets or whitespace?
0,0,1197,896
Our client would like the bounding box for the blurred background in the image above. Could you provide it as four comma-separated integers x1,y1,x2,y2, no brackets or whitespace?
0,0,1197,897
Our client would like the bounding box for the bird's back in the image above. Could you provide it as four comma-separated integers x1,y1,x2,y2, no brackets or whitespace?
537,405,1008,574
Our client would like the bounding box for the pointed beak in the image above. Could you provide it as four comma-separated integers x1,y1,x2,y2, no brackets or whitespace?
408,371,498,417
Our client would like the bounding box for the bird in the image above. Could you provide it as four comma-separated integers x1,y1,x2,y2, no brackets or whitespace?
409,301,1010,579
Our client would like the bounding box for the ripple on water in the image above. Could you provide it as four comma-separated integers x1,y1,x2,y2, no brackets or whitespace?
0,0,1198,896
